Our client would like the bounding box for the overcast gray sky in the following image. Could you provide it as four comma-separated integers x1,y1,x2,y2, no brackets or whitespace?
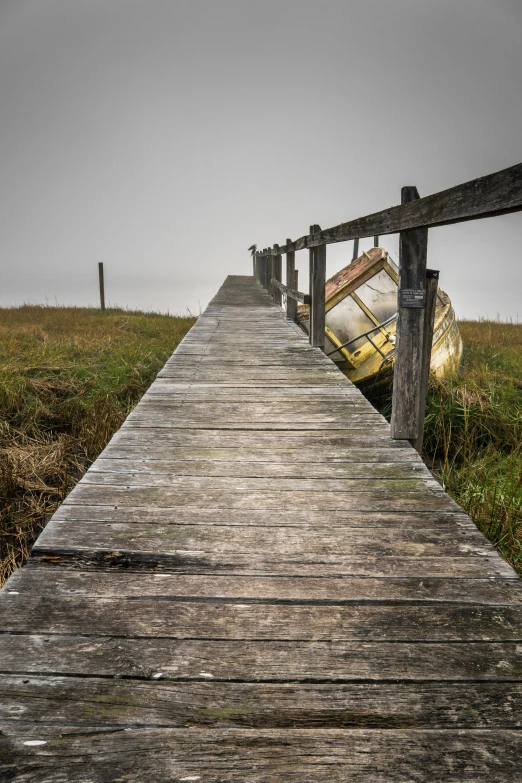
1,0,521,318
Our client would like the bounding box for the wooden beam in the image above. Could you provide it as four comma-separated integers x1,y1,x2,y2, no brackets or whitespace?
310,230,326,350
273,245,282,306
285,238,297,321
411,270,439,454
391,186,429,441
274,162,522,254
271,277,310,304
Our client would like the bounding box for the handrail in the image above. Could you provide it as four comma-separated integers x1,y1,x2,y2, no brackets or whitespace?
270,278,310,304
255,162,522,255
252,160,522,452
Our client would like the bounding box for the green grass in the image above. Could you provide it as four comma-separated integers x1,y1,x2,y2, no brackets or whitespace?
423,321,522,574
0,305,196,584
372,320,522,576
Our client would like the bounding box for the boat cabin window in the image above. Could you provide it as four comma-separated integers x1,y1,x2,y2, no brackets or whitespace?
355,268,397,325
327,294,376,351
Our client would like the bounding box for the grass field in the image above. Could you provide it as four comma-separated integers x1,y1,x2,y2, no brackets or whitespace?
0,306,195,585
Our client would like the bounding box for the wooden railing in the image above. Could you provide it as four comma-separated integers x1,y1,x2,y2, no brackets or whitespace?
252,162,522,452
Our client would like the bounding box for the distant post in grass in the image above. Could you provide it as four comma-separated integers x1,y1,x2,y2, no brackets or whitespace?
391,186,428,443
98,262,105,312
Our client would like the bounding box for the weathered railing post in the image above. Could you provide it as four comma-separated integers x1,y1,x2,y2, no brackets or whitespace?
285,238,297,321
262,249,270,291
309,225,326,350
391,186,428,444
411,269,439,453
272,244,282,306
352,238,359,260
373,235,379,247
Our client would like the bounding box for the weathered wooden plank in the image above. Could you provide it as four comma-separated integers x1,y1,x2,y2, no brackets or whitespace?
91,458,429,478
33,521,496,561
1,725,521,782
2,634,522,681
99,446,423,464
6,569,521,603
110,428,400,446
49,504,471,528
61,484,459,513
30,551,510,578
78,473,440,493
3,595,522,640
2,676,522,728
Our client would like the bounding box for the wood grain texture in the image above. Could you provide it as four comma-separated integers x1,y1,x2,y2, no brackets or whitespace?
391,185,428,440
2,725,522,782
1,274,521,781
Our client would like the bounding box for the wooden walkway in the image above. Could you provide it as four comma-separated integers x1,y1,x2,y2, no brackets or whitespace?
1,275,522,782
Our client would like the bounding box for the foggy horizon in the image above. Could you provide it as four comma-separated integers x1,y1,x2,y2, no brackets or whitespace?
2,0,522,320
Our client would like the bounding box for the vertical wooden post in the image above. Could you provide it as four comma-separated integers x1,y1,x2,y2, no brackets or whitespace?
391,186,429,441
285,239,296,321
98,262,105,312
260,250,267,290
267,250,275,299
273,244,282,306
411,269,439,454
352,238,359,260
308,226,315,334
308,225,321,346
374,235,379,248
310,228,326,350
291,269,299,323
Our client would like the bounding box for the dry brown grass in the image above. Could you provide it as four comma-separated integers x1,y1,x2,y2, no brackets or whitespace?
0,305,195,584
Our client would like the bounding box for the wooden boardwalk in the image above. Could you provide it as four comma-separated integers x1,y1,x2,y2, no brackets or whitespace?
1,275,522,782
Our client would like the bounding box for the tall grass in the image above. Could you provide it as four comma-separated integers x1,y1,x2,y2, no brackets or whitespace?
423,321,522,574
0,305,195,584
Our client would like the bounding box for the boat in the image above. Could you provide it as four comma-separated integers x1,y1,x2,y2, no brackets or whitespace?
297,247,462,392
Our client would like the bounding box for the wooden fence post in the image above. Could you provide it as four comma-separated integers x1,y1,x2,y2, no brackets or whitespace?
285,239,297,321
308,228,314,334
262,250,269,290
309,225,326,350
391,186,429,441
352,238,359,260
411,269,439,453
291,269,299,323
374,235,379,247
273,245,282,306
98,262,105,312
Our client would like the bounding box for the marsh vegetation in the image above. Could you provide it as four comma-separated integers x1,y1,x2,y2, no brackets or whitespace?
0,306,195,584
